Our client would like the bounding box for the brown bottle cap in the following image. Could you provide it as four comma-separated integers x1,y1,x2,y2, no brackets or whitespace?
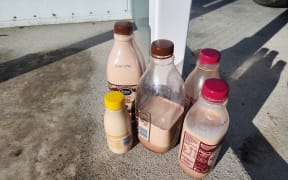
151,39,174,59
114,21,133,35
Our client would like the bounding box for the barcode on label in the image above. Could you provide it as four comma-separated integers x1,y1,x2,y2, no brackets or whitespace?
139,126,148,141
122,136,131,147
137,110,150,141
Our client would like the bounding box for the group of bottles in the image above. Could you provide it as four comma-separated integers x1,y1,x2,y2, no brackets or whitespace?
104,21,229,179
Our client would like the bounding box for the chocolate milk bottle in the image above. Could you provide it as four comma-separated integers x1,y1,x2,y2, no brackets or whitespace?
107,21,143,116
185,48,220,109
135,39,185,153
178,79,229,178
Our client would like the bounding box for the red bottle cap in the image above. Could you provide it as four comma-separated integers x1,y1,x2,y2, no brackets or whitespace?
201,79,229,103
199,48,220,64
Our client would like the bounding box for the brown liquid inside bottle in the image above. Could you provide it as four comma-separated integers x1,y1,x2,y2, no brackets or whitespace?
136,39,185,153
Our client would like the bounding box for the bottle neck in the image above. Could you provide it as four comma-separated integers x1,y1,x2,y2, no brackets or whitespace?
114,33,133,42
197,62,219,71
106,107,125,113
197,96,226,108
151,55,174,66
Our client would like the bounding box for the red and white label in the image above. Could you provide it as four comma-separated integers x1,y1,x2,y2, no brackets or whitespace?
180,131,219,174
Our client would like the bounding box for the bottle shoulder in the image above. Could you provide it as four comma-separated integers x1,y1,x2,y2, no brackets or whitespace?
107,42,142,85
104,109,130,134
185,67,220,84
187,101,228,120
137,70,185,96
140,63,184,84
183,103,229,144
184,67,220,100
108,43,139,62
136,71,185,107
104,109,128,120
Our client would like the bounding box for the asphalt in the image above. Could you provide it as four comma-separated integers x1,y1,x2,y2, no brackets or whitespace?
0,0,288,179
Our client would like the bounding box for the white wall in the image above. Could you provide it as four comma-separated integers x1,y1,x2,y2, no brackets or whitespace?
0,0,132,28
149,0,192,71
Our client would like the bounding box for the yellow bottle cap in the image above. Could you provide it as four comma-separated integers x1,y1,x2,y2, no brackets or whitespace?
104,91,125,110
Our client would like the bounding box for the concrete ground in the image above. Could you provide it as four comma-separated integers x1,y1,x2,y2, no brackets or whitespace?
0,0,288,179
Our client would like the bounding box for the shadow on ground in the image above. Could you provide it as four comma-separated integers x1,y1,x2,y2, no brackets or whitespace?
0,30,114,82
183,9,288,180
0,0,287,179
190,0,238,19
0,0,236,83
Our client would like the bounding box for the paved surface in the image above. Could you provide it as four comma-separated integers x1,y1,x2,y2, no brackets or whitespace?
0,0,288,179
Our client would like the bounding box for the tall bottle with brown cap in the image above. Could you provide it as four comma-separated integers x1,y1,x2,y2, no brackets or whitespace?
135,39,185,153
185,48,221,109
107,21,143,117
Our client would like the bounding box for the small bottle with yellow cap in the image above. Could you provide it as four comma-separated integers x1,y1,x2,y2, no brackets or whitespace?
104,91,132,154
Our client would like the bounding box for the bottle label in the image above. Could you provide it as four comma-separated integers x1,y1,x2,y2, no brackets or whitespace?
179,131,219,174
106,132,131,150
136,110,151,141
108,81,137,112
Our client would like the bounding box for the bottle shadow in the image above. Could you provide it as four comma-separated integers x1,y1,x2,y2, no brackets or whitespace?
221,48,287,180
0,0,238,83
182,9,288,180
190,0,238,20
0,29,114,82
